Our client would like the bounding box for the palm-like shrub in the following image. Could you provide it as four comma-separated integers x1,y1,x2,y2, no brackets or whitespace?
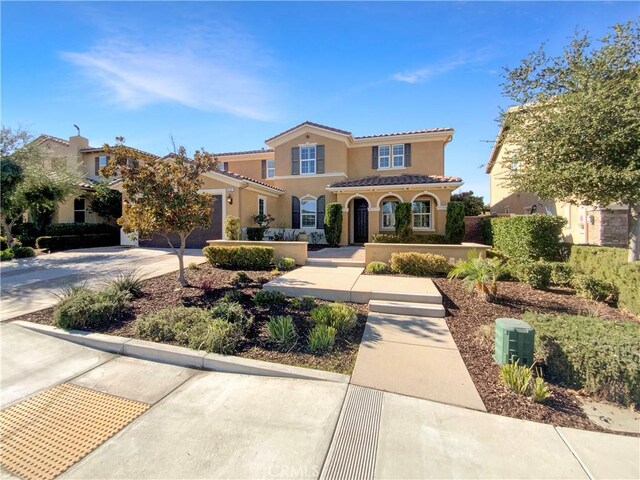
267,315,297,349
448,251,505,300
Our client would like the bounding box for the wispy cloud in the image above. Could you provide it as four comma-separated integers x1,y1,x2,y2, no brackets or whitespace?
61,27,280,121
393,50,494,84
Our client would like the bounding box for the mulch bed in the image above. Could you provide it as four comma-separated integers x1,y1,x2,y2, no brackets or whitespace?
13,263,367,375
434,277,638,434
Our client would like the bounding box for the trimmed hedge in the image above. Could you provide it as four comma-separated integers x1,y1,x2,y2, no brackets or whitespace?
12,246,36,259
324,202,343,247
390,252,451,276
246,227,264,241
569,246,640,315
36,234,119,251
445,201,465,244
394,202,413,240
203,245,274,270
44,222,118,236
487,215,566,261
371,233,447,244
525,312,640,407
224,215,241,240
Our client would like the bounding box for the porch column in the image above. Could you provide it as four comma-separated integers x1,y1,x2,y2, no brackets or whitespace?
368,208,380,242
340,208,349,245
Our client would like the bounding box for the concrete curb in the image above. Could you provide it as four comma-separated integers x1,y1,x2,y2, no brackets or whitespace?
13,321,350,384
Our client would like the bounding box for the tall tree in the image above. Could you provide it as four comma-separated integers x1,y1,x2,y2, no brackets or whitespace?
0,127,81,245
104,140,218,286
499,21,640,261
450,191,485,216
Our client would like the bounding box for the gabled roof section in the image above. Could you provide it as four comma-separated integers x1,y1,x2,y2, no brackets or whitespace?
33,134,70,147
265,121,352,144
354,127,453,140
328,174,462,190
215,148,274,157
217,170,284,193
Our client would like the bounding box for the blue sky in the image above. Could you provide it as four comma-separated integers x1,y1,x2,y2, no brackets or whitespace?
2,2,638,200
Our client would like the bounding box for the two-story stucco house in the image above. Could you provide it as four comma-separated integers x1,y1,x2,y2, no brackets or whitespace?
34,121,463,247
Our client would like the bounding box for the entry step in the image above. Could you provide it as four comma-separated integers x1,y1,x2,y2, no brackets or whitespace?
368,300,446,318
305,259,366,267
368,290,442,305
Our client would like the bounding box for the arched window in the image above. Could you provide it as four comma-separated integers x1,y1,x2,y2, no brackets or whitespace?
381,198,399,229
301,198,317,228
412,197,432,229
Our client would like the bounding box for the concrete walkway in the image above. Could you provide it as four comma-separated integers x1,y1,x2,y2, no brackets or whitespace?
2,323,638,479
307,246,365,267
0,247,206,321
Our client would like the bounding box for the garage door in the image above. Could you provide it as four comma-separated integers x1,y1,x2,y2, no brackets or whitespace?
139,195,223,249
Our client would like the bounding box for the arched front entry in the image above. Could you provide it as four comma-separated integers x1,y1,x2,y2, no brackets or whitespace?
352,198,369,244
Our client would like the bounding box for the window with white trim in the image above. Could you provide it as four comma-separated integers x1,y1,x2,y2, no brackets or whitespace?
301,198,316,228
378,145,390,169
300,146,316,174
381,200,397,229
412,198,432,229
266,160,275,178
258,197,266,216
392,144,404,167
74,197,86,223
98,156,108,168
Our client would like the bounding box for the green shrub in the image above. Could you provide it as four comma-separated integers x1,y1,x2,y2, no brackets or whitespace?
246,227,264,241
210,301,251,331
308,324,337,354
203,245,274,270
289,296,316,311
310,303,357,335
531,375,551,403
44,223,118,236
489,215,566,261
277,257,296,271
267,315,297,349
230,271,251,286
0,236,7,251
448,251,505,300
54,286,132,330
1,249,15,261
445,201,465,244
324,202,343,247
253,289,286,307
135,306,186,342
36,234,119,251
515,261,553,290
108,269,144,297
222,290,246,303
202,319,241,354
394,202,412,240
390,252,451,276
572,275,618,304
371,233,447,244
11,246,36,258
224,215,241,241
549,262,574,286
500,361,533,395
481,217,494,245
569,245,640,315
365,261,391,274
524,312,640,407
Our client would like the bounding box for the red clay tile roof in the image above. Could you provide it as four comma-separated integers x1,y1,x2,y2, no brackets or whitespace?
328,174,462,189
265,121,352,143
217,170,284,193
215,148,274,157
353,127,453,139
33,134,70,147
81,146,160,158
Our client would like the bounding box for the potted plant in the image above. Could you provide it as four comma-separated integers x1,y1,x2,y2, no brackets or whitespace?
298,230,308,242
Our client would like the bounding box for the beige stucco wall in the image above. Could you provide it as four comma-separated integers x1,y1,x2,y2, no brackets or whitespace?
274,132,348,177
347,140,445,179
54,196,103,224
365,242,490,264
207,240,308,265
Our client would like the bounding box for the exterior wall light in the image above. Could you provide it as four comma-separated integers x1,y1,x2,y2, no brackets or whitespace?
227,194,233,205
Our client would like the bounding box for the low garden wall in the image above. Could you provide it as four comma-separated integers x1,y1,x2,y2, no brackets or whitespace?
207,240,308,265
364,242,490,264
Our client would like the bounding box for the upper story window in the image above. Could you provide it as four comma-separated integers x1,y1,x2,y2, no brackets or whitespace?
412,198,432,229
95,155,109,175
300,146,316,175
301,198,317,228
392,144,404,167
378,145,390,169
266,160,275,178
74,197,86,223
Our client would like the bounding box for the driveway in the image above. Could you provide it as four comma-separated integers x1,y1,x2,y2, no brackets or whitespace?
0,247,206,322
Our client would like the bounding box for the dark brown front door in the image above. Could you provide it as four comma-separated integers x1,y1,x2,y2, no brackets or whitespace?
140,195,222,248
353,198,368,244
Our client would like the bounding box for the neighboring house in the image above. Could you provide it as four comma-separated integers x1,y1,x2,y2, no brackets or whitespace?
38,121,463,247
486,120,628,247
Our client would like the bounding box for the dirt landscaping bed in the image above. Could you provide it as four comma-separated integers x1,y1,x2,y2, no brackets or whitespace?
13,263,367,375
434,277,638,434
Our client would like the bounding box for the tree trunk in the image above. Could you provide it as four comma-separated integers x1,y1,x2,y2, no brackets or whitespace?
629,203,640,263
177,234,187,286
2,217,14,246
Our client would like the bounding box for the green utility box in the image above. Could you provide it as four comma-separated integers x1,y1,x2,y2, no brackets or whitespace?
493,318,535,366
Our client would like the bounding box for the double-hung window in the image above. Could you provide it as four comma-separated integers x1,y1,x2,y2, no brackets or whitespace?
381,200,397,229
74,197,86,223
378,145,390,169
300,146,316,175
266,160,275,178
412,199,432,229
258,197,266,216
301,199,316,228
392,144,404,167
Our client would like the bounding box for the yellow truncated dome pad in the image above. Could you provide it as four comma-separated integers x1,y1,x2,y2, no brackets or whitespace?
0,383,149,480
